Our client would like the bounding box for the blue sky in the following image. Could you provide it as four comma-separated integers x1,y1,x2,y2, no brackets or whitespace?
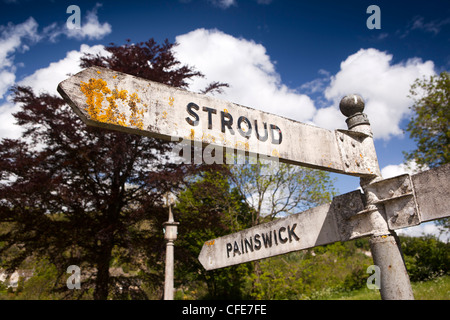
0,0,449,239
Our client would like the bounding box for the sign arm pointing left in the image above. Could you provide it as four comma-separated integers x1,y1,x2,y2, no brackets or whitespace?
58,66,379,178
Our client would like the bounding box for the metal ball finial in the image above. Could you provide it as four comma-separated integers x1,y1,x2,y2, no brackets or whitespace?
339,94,365,117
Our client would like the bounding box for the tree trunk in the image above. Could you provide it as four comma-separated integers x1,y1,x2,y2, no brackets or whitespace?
251,260,262,295
93,241,113,300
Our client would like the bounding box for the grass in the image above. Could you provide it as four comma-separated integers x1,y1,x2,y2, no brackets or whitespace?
317,275,450,300
411,275,450,300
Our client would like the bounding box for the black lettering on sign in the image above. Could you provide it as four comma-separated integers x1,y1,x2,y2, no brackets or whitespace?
233,241,241,256
279,226,288,243
202,107,217,130
225,224,300,259
270,124,282,145
288,223,299,242
244,237,253,253
226,243,232,258
185,103,283,145
237,116,252,139
221,111,234,135
254,234,262,250
254,120,268,142
186,102,200,126
262,232,272,248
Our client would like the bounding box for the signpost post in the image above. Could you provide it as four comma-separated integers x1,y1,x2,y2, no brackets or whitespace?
163,195,179,300
58,66,450,300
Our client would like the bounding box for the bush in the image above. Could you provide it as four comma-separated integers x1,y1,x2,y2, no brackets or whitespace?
400,235,449,281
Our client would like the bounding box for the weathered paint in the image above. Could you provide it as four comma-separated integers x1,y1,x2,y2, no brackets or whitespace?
369,233,414,300
198,163,450,271
411,163,450,223
78,77,147,130
57,66,379,178
198,190,366,270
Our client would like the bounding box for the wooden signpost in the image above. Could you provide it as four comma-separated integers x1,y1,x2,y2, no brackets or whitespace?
58,66,450,300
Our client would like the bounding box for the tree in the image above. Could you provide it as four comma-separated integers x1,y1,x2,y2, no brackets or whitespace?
400,235,449,281
0,39,223,299
404,71,450,235
404,71,450,169
229,160,336,294
174,169,253,299
230,161,336,226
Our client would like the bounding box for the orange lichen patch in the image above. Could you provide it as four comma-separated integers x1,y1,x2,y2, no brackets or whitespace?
97,71,101,74
80,78,147,129
190,129,195,140
168,97,174,106
80,78,110,122
128,92,146,129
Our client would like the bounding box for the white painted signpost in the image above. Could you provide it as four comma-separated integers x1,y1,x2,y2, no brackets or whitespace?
58,66,379,176
58,66,450,300
198,165,450,270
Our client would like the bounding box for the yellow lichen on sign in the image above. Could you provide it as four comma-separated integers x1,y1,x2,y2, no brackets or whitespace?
80,78,147,129
272,149,280,157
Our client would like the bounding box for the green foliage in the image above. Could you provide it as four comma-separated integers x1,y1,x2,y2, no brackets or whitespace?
404,71,450,237
0,258,64,300
400,235,449,281
321,275,450,300
230,162,336,224
174,162,337,300
174,169,253,299
19,259,61,300
404,71,450,169
248,239,373,300
410,275,450,300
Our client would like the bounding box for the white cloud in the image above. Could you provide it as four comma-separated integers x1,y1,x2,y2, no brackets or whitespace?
406,16,450,36
45,3,111,41
0,17,40,98
0,14,110,140
300,73,329,94
321,48,435,140
173,28,316,122
174,31,436,140
208,0,236,9
311,106,342,131
67,3,112,40
397,222,449,242
0,44,109,140
19,44,108,96
0,70,15,97
0,100,22,139
380,160,426,179
0,17,40,63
